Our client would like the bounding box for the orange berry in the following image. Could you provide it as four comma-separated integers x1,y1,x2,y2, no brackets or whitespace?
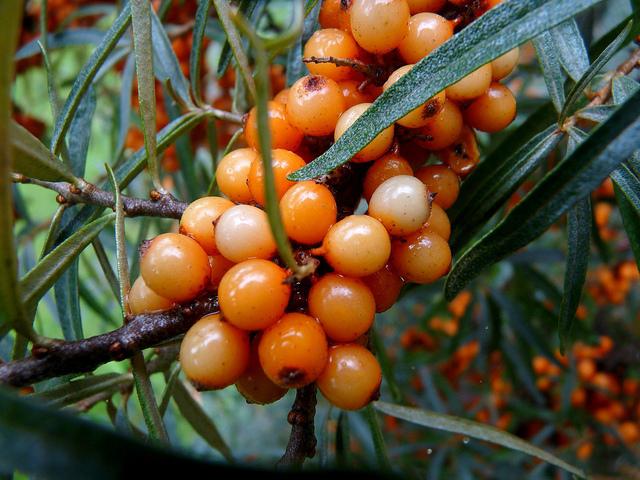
280,180,337,245
322,214,391,277
286,75,346,136
437,125,479,177
236,335,288,405
570,388,586,407
577,358,596,382
350,0,410,54
491,48,519,80
215,205,277,262
398,12,453,63
273,87,290,105
619,422,640,444
415,164,460,209
248,149,306,206
335,103,394,162
464,83,516,133
304,28,361,81
317,344,382,410
363,152,414,201
406,0,446,13
319,0,352,32
209,254,235,289
179,196,234,255
244,101,303,152
415,99,463,151
180,313,250,390
446,64,493,102
140,233,211,303
259,313,329,388
362,264,404,312
576,441,593,460
532,356,551,375
338,79,378,108
424,203,450,240
391,229,451,283
128,276,174,315
216,148,256,204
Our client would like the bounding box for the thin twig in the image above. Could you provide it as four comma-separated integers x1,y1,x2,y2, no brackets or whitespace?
277,384,318,468
302,56,389,85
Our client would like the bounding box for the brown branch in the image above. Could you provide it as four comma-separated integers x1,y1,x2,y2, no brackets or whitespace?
302,56,389,85
589,46,640,107
277,384,318,468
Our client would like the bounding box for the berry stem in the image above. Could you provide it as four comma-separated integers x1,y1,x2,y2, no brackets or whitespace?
277,383,318,468
302,56,389,85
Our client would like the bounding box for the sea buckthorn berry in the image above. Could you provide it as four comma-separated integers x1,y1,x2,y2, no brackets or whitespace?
218,259,290,331
236,335,288,405
406,0,446,13
309,273,376,342
209,254,235,289
383,65,446,128
368,175,431,236
437,126,479,177
424,202,450,240
215,205,277,262
398,13,453,63
304,28,361,81
273,88,290,105
464,83,516,133
317,344,382,410
339,79,378,108
244,101,303,152
335,103,394,162
286,75,346,136
216,148,256,204
140,233,211,303
259,313,329,389
414,99,463,151
180,314,250,390
362,264,404,312
248,149,306,206
179,196,234,255
491,47,519,80
319,0,352,32
446,64,493,102
322,215,391,276
391,229,451,283
415,164,460,209
280,181,337,245
350,0,410,54
363,152,414,201
128,276,174,315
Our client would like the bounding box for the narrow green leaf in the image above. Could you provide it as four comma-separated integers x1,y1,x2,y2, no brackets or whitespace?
610,164,640,211
370,328,403,404
131,353,168,442
612,75,640,104
550,19,589,81
575,104,616,123
291,0,605,181
36,373,131,407
116,54,136,155
363,405,392,472
105,165,130,310
445,88,640,300
67,86,96,177
615,183,640,271
533,31,566,112
91,239,120,302
15,29,117,60
374,401,586,478
216,0,261,78
286,0,318,86
335,410,351,468
159,365,181,417
191,0,212,105
54,262,84,340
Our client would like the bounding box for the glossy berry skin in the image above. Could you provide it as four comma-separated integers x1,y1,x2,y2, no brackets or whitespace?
335,103,394,162
415,99,463,151
209,254,235,289
363,152,414,201
273,87,290,105
180,314,250,390
383,65,445,128
339,80,378,109
304,29,361,81
248,149,306,206
179,196,234,255
218,259,291,331
236,335,288,405
140,233,211,303
350,0,410,54
309,273,376,342
398,13,453,63
216,148,256,204
319,0,353,32
128,276,174,315
280,181,337,245
437,126,479,177
491,47,519,80
446,64,493,102
362,264,404,312
406,0,446,13
286,75,346,136
215,205,277,263
424,202,451,240
317,344,382,410
244,101,303,152
464,83,516,133
391,229,451,283
368,175,431,236
259,313,329,389
415,164,460,209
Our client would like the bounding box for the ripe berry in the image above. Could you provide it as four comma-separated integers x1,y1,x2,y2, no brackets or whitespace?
247,149,306,206
464,83,516,133
209,254,235,289
218,259,290,331
273,87,290,105
406,0,446,13
398,13,453,63
491,47,519,80
414,99,463,151
180,313,250,390
335,103,394,162
383,65,446,128
317,344,382,410
304,28,361,81
437,125,479,177
216,148,256,204
259,313,329,389
368,175,431,236
415,164,460,209
319,0,352,32
236,335,288,405
244,101,303,152
350,0,410,54
391,229,451,283
286,75,346,136
179,196,234,255
309,273,376,342
140,233,211,303
446,64,493,102
280,180,337,245
215,205,277,262
338,79,378,109
321,214,391,277
424,202,451,240
362,264,404,312
363,152,414,201
128,276,174,315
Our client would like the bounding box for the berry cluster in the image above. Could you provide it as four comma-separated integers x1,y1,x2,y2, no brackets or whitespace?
132,0,519,411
